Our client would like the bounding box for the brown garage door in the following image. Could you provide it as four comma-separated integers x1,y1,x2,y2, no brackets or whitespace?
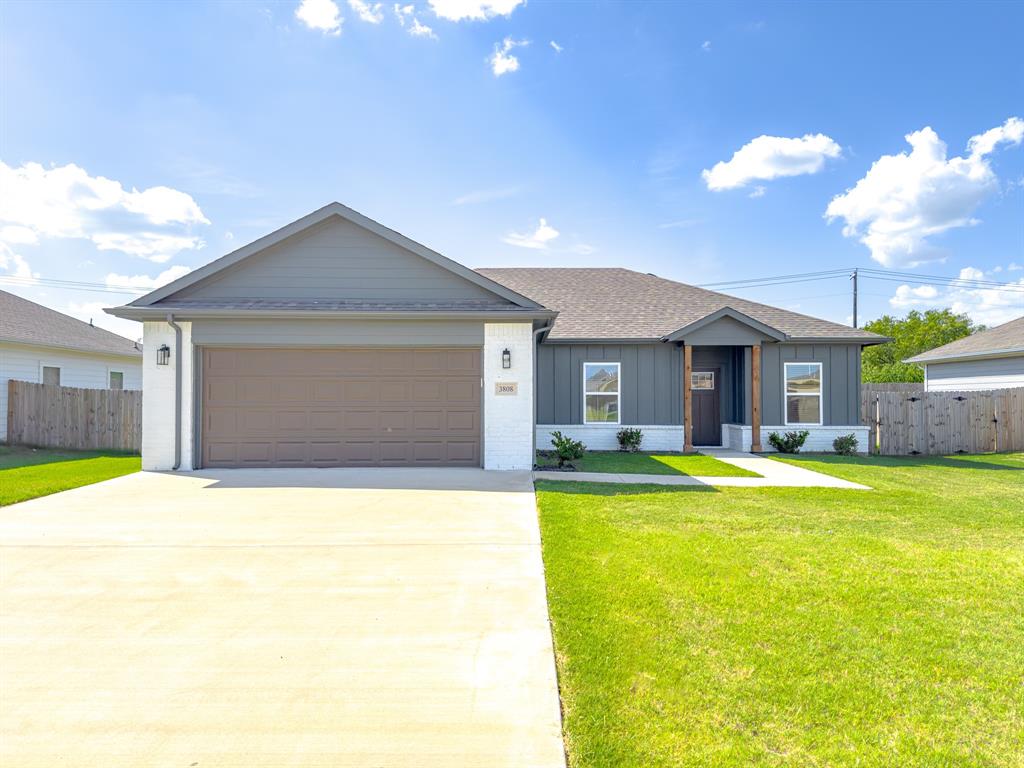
201,348,481,468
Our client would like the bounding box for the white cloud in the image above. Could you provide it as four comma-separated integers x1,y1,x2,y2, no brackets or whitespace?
550,40,563,53
888,266,1024,326
429,0,523,21
0,243,39,284
0,225,38,245
702,133,842,191
452,186,519,205
295,0,343,34
105,265,193,294
348,0,383,22
503,218,559,249
701,40,711,52
490,37,527,76
826,117,1024,268
748,185,766,199
1009,263,1023,272
394,3,436,37
0,161,209,263
410,18,437,38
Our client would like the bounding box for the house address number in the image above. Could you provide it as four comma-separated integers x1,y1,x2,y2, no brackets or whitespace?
495,382,518,396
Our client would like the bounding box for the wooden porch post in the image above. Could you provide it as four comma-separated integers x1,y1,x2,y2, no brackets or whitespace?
751,342,762,452
683,343,694,453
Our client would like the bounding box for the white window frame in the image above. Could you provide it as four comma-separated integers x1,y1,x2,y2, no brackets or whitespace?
108,369,125,390
583,361,621,425
783,361,823,426
39,363,61,386
692,371,715,390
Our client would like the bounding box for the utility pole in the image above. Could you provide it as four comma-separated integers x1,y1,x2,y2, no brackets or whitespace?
851,268,859,328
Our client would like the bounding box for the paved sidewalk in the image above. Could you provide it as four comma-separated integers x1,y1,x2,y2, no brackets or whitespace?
534,450,870,489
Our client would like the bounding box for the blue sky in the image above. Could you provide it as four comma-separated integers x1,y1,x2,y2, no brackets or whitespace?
1,0,1022,340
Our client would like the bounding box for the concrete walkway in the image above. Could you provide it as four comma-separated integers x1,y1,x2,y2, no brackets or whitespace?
534,449,870,489
0,469,566,768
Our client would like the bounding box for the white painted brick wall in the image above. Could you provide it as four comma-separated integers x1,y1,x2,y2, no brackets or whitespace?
536,424,685,452
483,323,534,470
723,423,870,453
141,321,195,471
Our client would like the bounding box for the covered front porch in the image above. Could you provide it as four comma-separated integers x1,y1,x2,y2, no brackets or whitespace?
668,307,779,452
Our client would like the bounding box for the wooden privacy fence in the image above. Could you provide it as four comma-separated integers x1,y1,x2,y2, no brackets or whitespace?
6,380,142,452
860,386,1024,455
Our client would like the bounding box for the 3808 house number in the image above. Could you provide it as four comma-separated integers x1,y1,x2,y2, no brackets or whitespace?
494,382,518,396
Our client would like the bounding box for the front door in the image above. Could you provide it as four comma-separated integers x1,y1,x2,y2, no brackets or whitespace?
691,367,721,446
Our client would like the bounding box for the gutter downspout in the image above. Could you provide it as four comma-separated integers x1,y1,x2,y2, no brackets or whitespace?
532,322,554,464
166,313,182,471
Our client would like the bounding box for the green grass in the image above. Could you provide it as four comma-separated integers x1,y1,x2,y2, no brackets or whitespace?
536,453,1024,767
0,445,141,506
536,450,760,477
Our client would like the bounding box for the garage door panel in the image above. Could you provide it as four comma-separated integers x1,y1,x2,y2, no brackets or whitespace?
378,381,411,402
379,410,411,432
446,410,477,432
344,380,379,403
446,380,477,402
202,348,481,468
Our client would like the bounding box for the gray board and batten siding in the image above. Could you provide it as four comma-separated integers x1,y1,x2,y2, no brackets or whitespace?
163,216,516,305
535,340,863,427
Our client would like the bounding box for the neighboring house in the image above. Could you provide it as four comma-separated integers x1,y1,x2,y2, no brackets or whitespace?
905,316,1024,391
107,203,885,471
1,290,143,440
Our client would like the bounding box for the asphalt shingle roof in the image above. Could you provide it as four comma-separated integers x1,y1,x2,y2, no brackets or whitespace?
149,298,530,311
905,315,1024,363
476,268,885,342
0,290,142,357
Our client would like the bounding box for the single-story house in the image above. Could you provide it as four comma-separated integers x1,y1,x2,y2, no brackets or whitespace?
905,315,1024,391
1,289,143,440
107,203,885,471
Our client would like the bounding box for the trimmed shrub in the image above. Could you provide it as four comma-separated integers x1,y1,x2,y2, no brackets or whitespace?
550,431,586,468
768,430,810,454
616,427,643,453
833,433,859,455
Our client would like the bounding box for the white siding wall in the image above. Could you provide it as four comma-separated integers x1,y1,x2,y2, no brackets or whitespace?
0,342,142,441
141,321,195,471
483,322,534,470
924,356,1024,391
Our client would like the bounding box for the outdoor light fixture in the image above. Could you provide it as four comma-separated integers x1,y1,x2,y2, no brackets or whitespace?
502,348,511,369
157,344,171,366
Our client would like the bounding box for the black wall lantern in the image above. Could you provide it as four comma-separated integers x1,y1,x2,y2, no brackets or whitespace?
502,348,512,369
157,344,171,366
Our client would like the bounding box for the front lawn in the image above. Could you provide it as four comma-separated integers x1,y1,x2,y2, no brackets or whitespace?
537,453,1024,767
0,445,141,506
536,450,759,477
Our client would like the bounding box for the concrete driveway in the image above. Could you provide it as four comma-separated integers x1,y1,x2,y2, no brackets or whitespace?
0,469,565,767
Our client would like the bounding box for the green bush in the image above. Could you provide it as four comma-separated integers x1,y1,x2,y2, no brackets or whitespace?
768,430,810,453
550,431,586,468
616,428,643,452
833,433,859,455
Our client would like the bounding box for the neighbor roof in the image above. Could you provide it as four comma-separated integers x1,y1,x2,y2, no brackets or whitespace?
905,315,1024,364
1,290,142,357
476,268,886,343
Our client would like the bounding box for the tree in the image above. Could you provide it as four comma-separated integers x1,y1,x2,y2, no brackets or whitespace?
861,309,982,383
